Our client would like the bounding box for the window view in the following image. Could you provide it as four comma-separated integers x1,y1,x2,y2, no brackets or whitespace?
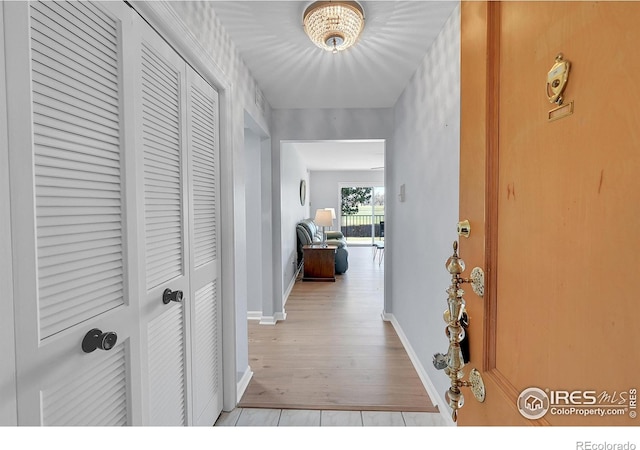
340,186,385,246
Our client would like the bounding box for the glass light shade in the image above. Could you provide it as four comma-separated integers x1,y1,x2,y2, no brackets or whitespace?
314,209,334,227
303,1,365,53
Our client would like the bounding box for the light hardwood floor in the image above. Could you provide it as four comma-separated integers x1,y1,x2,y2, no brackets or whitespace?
237,246,437,413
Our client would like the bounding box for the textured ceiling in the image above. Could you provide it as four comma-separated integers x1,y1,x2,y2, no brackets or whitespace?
208,1,459,109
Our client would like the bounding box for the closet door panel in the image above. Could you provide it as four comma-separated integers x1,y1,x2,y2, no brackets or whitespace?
135,16,191,426
187,71,222,426
6,0,139,426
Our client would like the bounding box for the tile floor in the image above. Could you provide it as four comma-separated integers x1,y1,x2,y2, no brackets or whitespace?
215,408,449,426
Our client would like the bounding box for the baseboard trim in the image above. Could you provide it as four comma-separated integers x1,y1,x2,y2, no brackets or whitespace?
283,264,301,307
382,312,456,427
259,311,287,325
247,311,261,321
236,366,253,403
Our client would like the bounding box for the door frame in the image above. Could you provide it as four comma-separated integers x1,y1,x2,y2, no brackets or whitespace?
459,1,535,425
0,1,18,426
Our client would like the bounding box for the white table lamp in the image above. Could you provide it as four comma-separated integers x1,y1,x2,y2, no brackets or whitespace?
314,209,334,247
324,208,336,229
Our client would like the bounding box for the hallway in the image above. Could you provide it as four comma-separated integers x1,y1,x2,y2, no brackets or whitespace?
237,247,437,413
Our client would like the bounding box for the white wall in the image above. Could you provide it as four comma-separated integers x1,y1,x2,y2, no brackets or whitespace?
280,143,310,301
309,169,384,229
388,5,461,414
245,124,265,314
242,126,261,371
271,109,394,316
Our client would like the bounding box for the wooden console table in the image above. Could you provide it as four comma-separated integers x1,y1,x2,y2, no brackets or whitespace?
302,245,337,282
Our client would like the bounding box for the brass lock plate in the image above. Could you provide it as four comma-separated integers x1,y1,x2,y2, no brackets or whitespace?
470,267,484,297
470,368,486,403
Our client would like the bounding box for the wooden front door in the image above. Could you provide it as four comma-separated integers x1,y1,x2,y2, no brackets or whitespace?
458,1,640,426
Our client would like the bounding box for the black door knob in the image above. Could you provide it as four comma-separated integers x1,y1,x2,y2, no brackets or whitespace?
163,288,183,304
82,328,118,353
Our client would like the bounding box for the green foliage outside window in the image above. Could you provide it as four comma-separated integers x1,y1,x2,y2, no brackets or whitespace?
341,187,372,215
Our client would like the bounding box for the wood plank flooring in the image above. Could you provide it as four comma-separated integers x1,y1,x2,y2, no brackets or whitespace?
216,408,447,426
239,246,437,412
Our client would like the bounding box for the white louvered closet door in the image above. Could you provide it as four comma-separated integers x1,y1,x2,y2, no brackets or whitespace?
5,1,141,425
186,70,222,426
134,16,192,426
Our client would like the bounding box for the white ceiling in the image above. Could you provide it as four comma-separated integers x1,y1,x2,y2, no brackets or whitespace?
203,1,457,171
208,1,459,109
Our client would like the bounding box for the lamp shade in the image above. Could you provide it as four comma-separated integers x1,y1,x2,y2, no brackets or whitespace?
314,209,333,227
324,207,336,220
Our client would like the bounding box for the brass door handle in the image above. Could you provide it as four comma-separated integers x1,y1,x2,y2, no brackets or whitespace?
438,241,486,422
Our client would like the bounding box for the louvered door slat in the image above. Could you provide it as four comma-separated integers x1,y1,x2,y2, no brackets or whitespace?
40,282,122,318
147,260,182,288
141,42,183,291
34,95,119,135
31,2,118,70
140,59,179,94
140,86,180,123
37,236,121,259
55,1,117,45
189,83,217,267
33,133,120,161
139,28,189,409
148,306,186,426
33,76,119,123
192,160,216,175
140,52,179,92
144,167,181,185
30,0,124,340
42,344,128,426
30,38,117,93
142,121,180,148
193,282,219,419
36,187,120,203
38,206,121,217
34,107,119,143
34,1,118,58
39,266,122,299
44,355,125,418
145,244,182,262
38,251,121,280
38,214,121,228
143,144,181,167
31,60,117,111
187,71,221,425
36,144,120,169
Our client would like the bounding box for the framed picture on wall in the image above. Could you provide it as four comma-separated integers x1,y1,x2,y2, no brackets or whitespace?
299,179,306,205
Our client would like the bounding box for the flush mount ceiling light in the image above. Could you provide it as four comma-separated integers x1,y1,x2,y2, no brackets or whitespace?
303,1,365,54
